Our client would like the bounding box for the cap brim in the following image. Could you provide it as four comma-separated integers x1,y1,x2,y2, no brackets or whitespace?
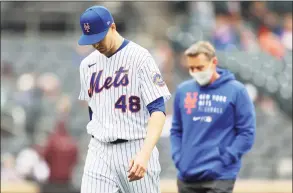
78,28,109,45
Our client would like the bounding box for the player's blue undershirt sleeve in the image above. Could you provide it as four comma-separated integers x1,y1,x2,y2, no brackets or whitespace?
88,106,93,121
220,88,256,166
146,97,165,116
170,89,183,169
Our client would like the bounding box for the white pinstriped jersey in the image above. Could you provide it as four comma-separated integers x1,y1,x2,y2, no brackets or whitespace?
78,41,171,143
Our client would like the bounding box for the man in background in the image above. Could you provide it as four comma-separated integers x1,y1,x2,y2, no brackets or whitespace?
170,41,256,193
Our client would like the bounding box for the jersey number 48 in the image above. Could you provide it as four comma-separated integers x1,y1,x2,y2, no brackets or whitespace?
115,95,141,113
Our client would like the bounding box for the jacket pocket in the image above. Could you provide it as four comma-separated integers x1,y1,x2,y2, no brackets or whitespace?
194,145,222,167
209,147,228,177
179,145,223,178
208,160,224,178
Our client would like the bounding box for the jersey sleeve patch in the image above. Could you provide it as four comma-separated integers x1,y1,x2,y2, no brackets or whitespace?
152,72,166,87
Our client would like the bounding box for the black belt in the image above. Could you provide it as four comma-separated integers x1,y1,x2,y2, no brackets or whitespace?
91,135,128,144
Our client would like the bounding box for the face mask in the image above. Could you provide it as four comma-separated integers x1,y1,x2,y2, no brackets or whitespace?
189,63,213,86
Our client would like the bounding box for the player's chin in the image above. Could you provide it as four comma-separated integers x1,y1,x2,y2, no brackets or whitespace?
98,48,107,53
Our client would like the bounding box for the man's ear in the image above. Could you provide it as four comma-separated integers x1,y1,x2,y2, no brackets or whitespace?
111,23,116,30
213,57,218,65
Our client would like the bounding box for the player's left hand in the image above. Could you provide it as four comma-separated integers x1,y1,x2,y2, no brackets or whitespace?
127,151,150,182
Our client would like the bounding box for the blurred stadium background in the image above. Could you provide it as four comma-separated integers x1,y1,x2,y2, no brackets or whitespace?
1,1,292,193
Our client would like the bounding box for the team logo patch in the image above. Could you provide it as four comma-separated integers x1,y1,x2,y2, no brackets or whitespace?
152,72,165,87
84,23,90,33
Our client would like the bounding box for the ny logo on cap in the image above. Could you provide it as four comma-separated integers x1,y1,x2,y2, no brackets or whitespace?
84,23,90,32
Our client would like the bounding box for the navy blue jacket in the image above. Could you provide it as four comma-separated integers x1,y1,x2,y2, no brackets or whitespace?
170,68,256,181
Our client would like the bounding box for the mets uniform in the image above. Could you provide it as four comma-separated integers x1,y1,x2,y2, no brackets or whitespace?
78,37,171,193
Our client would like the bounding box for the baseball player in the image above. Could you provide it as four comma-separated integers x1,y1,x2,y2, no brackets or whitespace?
77,6,171,193
170,41,256,193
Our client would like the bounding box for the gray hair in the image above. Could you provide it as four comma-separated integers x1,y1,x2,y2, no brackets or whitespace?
184,41,216,60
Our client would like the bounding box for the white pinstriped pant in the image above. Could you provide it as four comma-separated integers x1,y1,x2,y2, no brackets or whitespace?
81,137,161,193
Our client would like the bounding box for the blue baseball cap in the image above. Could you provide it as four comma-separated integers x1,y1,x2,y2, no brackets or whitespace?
78,6,114,45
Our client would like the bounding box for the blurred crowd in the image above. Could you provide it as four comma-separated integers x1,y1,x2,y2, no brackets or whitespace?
167,1,292,59
1,62,80,192
211,1,293,57
1,1,292,192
